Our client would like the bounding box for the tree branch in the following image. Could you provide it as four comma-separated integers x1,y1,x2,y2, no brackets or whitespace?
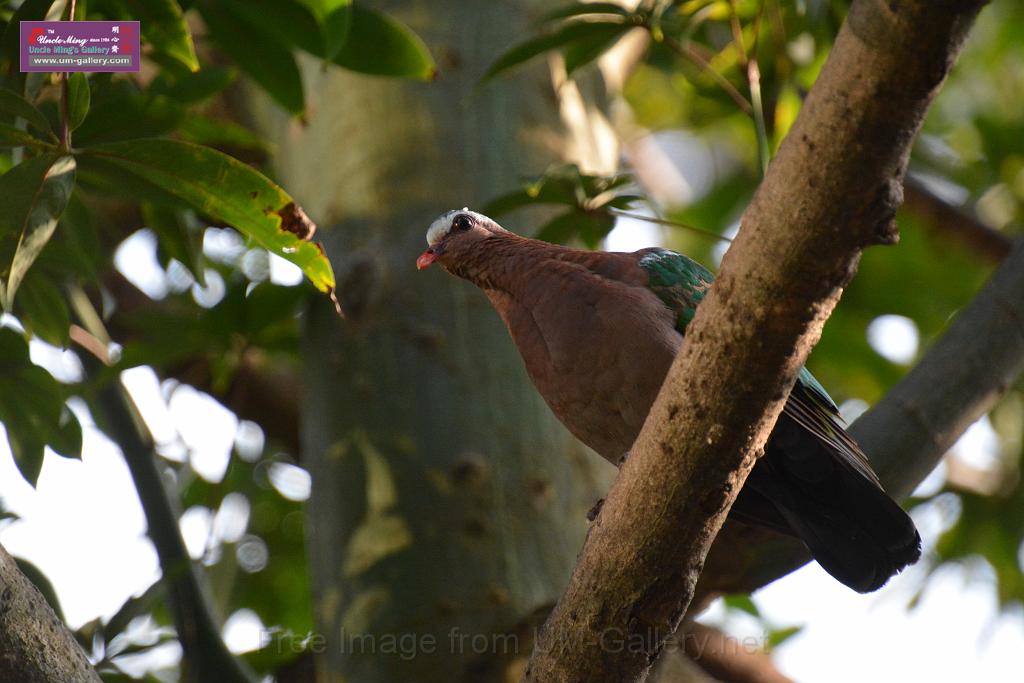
855,239,1024,497
80,353,257,683
677,623,793,683
524,1,985,681
903,176,1013,263
0,544,101,683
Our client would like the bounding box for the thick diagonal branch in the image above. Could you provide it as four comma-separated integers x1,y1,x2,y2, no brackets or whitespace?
523,2,986,681
0,544,101,683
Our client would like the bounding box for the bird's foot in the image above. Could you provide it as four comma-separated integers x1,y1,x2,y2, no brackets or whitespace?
587,498,605,521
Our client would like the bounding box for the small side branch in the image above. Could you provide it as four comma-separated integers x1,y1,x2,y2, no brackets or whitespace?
902,177,1013,263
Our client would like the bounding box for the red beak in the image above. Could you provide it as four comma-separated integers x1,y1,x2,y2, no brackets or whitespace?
416,247,439,270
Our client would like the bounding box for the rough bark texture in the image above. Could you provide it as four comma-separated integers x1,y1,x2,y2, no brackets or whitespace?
242,2,614,681
524,1,986,681
0,544,101,683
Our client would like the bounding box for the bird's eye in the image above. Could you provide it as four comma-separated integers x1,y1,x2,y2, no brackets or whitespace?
452,214,473,232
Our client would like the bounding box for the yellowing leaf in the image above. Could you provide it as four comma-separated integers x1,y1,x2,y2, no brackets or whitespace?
81,139,335,294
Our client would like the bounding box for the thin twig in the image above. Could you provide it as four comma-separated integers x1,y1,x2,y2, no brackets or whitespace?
748,50,769,175
660,34,753,116
609,208,733,243
729,0,770,175
59,0,78,151
726,0,747,66
59,75,69,150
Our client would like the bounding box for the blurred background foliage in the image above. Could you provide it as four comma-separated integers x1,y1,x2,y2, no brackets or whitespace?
0,0,1021,680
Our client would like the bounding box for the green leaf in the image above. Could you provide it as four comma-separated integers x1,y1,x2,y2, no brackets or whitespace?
0,0,58,93
0,154,76,309
303,0,353,61
241,630,307,675
535,210,582,243
601,193,645,210
483,182,580,216
142,202,205,285
76,154,188,208
0,327,81,486
81,140,335,293
73,79,184,146
178,113,269,151
577,211,616,248
50,404,82,460
242,281,308,338
151,66,238,105
197,0,306,115
214,0,323,56
39,192,101,282
136,0,200,72
332,4,435,80
723,593,761,618
67,73,90,132
0,88,58,139
482,165,635,216
16,274,71,347
0,123,51,148
482,18,629,81
767,625,803,650
539,2,632,23
563,23,631,75
535,209,615,248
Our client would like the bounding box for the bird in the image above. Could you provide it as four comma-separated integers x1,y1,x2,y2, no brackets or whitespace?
416,208,922,593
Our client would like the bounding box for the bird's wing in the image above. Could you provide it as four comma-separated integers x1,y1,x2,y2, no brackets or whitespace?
635,247,881,487
785,371,881,486
635,247,714,331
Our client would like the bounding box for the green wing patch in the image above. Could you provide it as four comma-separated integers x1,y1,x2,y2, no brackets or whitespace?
637,248,880,487
637,248,714,333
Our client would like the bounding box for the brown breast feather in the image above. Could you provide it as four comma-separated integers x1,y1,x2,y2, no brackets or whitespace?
469,237,681,462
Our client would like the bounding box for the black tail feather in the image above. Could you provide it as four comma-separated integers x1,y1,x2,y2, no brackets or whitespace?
733,415,922,593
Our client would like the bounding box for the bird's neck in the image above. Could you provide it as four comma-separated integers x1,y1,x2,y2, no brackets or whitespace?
446,232,575,293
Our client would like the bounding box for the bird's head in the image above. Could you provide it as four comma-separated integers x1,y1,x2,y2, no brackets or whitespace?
416,209,506,270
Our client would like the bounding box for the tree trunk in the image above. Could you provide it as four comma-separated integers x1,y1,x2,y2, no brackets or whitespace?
245,2,612,680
